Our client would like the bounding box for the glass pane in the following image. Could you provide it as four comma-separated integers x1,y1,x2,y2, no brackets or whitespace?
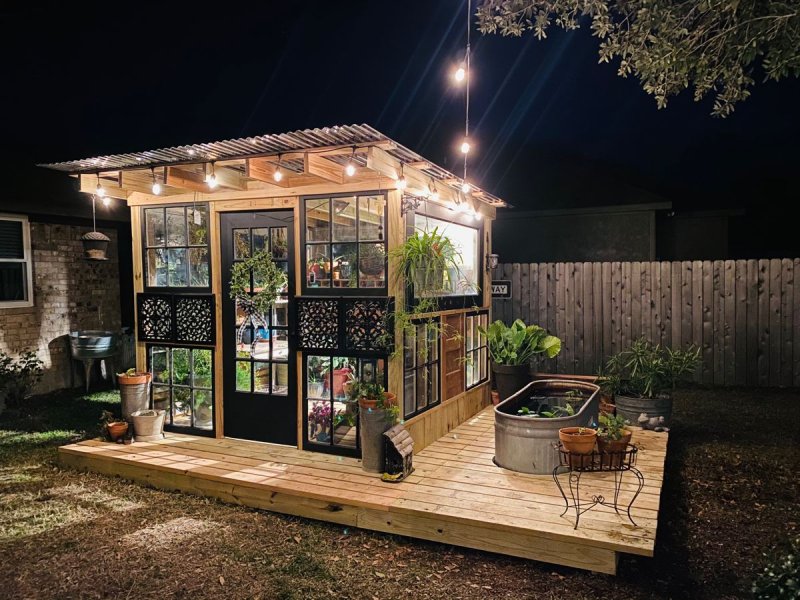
416,365,429,410
306,355,330,400
358,243,385,288
0,220,23,258
480,348,487,382
193,389,213,430
233,229,250,260
404,329,416,369
305,198,330,242
236,361,251,392
466,317,474,351
358,195,385,241
332,357,356,400
277,262,289,293
188,205,208,245
306,244,330,288
166,248,187,287
0,263,25,302
413,214,480,296
252,228,269,253
235,299,248,326
466,352,474,387
173,387,192,427
152,384,170,412
251,325,270,359
166,207,187,247
272,363,288,396
404,371,415,417
308,400,331,444
188,247,209,287
237,325,252,358
272,299,288,326
332,243,357,289
272,228,288,260
151,347,169,383
332,196,357,242
431,366,440,405
172,348,190,385
333,399,357,448
193,349,212,388
254,261,285,294
429,323,439,360
272,330,289,361
254,362,270,394
144,208,165,247
146,249,167,287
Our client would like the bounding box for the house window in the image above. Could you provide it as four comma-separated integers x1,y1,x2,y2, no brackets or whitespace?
149,345,214,434
0,214,33,308
303,194,387,293
143,204,210,289
403,319,441,419
465,311,489,389
412,212,480,298
304,354,386,454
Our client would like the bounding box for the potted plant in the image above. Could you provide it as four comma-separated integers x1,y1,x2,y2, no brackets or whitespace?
558,426,597,469
130,409,167,441
389,227,461,297
596,413,632,468
603,338,701,427
100,410,129,442
117,368,152,420
479,319,562,402
358,243,386,277
332,358,353,399
309,402,332,443
307,356,326,398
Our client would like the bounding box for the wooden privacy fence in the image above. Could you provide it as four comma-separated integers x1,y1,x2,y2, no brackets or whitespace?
491,260,800,387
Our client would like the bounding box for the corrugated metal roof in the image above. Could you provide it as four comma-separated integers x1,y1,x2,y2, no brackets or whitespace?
39,124,506,206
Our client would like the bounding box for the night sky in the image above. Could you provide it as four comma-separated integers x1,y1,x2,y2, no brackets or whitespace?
3,1,799,240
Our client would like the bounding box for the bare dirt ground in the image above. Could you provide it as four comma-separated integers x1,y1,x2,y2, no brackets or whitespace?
0,387,797,599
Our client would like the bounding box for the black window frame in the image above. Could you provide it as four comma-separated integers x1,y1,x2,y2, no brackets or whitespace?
147,343,216,437
301,192,388,297
465,310,490,390
402,317,442,420
404,201,484,311
302,351,388,458
141,203,212,293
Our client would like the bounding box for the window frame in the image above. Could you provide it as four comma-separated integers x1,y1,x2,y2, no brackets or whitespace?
465,310,490,390
140,203,212,293
147,343,216,437
302,351,388,458
0,213,34,308
402,317,442,420
404,202,484,310
300,192,388,296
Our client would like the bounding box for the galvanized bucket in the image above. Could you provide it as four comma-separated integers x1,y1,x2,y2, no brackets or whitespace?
614,394,673,428
359,408,391,472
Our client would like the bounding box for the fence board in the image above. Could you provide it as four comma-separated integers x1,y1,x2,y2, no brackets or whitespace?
491,259,800,387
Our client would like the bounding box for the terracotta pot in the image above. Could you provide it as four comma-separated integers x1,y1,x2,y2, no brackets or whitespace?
491,390,500,405
599,399,616,417
598,430,633,468
332,368,351,398
558,427,597,469
107,421,129,442
118,372,152,386
358,392,396,410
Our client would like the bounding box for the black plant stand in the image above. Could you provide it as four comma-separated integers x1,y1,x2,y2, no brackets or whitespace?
552,443,645,530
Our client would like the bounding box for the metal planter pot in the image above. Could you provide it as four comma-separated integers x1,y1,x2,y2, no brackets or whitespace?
359,407,391,472
615,394,673,428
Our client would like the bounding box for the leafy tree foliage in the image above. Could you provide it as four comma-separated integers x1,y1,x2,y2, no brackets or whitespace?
476,0,800,116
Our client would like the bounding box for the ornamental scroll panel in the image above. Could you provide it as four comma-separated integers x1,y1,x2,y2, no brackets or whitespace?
136,293,215,345
136,294,174,342
343,298,391,352
296,298,339,350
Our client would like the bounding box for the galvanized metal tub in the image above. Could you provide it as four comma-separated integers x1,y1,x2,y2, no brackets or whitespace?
69,330,119,360
494,379,600,475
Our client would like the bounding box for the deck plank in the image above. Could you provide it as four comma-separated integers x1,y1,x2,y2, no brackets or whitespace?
59,406,667,575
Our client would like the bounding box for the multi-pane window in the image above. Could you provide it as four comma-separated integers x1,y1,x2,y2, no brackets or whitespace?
0,214,33,307
413,213,480,297
305,355,386,451
304,194,387,292
150,346,214,432
403,319,441,419
233,225,290,395
465,312,489,389
143,204,210,288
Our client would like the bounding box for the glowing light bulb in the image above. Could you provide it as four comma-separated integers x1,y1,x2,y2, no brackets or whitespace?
273,167,283,182
207,174,218,188
461,181,471,193
102,197,111,207
474,209,483,220
95,184,106,198
460,140,471,154
152,182,162,195
345,161,356,177
430,189,440,202
454,66,466,82
396,176,407,191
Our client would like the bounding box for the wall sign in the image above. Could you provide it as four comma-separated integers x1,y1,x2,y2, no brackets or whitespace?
491,280,512,299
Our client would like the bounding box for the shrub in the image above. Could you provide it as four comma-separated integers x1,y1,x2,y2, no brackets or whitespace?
0,350,44,406
752,536,800,599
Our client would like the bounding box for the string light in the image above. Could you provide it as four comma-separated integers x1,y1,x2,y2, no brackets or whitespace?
206,162,218,189
454,64,466,83
460,139,471,154
151,168,162,195
102,197,111,207
396,164,407,190
95,173,105,198
345,147,357,177
461,181,471,193
274,154,284,182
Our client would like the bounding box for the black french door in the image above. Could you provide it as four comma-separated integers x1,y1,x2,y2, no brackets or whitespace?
221,211,296,445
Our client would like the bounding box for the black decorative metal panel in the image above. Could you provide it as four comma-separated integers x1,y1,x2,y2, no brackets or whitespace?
175,295,215,345
343,298,391,352
297,298,339,349
137,294,174,342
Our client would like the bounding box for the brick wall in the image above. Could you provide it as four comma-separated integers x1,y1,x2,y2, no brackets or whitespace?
0,221,121,393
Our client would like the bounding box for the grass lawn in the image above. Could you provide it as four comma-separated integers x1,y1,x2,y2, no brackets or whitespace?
0,387,797,599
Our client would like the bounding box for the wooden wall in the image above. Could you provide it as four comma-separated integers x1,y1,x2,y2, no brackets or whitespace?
491,260,800,387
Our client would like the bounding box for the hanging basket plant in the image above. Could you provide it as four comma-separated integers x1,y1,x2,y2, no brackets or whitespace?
389,227,462,297
229,249,287,344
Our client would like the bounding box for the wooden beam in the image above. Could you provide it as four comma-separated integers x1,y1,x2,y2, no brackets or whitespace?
166,167,210,192
78,174,131,200
246,157,331,188
407,160,431,170
304,153,344,184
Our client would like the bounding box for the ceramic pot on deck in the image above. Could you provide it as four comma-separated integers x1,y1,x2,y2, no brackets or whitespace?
558,427,597,469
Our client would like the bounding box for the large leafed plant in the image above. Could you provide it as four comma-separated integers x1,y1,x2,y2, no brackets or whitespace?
479,319,562,366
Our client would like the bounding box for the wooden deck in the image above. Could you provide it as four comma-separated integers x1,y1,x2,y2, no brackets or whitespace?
59,407,668,574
